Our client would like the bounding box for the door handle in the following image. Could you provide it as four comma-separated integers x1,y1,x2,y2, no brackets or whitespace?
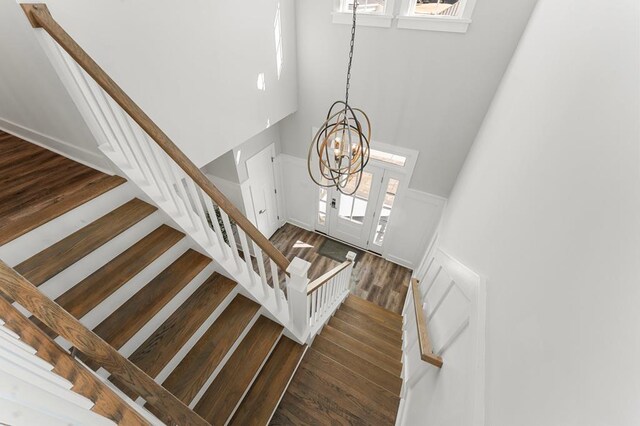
258,209,266,215
331,198,336,209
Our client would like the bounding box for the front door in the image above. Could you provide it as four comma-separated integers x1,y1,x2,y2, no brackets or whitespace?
325,165,385,249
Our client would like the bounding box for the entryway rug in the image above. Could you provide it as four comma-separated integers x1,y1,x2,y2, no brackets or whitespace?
317,237,364,265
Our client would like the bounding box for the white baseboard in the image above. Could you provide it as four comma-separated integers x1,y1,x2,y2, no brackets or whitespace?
286,219,314,232
0,117,114,175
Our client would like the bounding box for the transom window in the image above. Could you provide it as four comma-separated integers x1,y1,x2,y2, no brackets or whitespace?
369,149,407,167
413,0,462,17
340,0,387,15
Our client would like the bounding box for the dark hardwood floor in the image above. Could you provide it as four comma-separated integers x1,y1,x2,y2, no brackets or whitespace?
0,131,125,245
270,223,411,314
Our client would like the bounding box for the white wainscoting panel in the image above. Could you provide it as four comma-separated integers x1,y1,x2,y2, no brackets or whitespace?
398,248,486,426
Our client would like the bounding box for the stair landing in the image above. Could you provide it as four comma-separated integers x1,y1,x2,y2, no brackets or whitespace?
0,131,125,245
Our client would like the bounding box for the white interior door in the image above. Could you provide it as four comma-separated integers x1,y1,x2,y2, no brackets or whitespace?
246,144,280,238
326,165,385,248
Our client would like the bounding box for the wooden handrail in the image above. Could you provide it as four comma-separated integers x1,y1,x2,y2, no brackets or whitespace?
411,278,443,368
307,260,351,295
0,296,151,425
21,3,290,272
0,261,209,426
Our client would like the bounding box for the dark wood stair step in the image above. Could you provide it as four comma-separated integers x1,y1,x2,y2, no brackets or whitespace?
14,198,156,286
194,316,283,423
31,225,184,338
111,272,236,399
230,337,305,426
321,325,402,376
328,315,402,361
333,308,403,344
89,249,210,353
287,364,396,425
304,348,399,415
343,295,403,329
311,333,402,396
153,294,260,411
0,175,127,245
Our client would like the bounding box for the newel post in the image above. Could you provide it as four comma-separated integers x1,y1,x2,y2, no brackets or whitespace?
286,257,311,341
346,251,357,290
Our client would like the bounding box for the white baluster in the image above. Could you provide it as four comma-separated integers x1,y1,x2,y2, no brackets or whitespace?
167,161,198,230
286,258,311,341
147,140,183,215
237,228,256,286
186,182,215,246
221,212,242,270
205,201,229,260
127,121,167,201
269,259,282,311
252,242,270,296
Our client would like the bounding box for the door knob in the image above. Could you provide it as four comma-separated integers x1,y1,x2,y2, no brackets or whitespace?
259,209,266,215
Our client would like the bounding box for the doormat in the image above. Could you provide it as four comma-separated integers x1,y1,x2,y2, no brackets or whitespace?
317,238,364,265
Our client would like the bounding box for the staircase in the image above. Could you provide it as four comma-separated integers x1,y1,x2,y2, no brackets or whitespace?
274,295,404,424
0,132,307,424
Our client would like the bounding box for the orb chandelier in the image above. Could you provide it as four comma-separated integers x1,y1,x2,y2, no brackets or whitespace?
307,2,370,196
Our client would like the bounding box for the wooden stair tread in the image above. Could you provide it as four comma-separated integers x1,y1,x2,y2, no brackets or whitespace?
286,364,396,425
328,316,402,361
14,198,156,286
111,273,236,399
321,325,402,376
311,334,402,395
344,295,403,329
334,308,402,344
340,303,403,334
89,249,210,351
156,294,260,407
303,348,399,414
230,336,305,426
0,175,126,245
194,316,283,423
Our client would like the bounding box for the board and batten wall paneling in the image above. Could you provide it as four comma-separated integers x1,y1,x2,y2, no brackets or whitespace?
279,154,446,269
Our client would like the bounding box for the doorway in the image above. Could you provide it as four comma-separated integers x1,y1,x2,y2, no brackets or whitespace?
318,166,402,254
246,144,280,239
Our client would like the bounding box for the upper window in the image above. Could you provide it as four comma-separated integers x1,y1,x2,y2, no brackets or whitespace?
412,0,462,17
369,149,407,167
340,0,387,15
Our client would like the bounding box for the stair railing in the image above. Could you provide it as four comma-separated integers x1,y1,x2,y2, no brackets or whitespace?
286,252,356,341
21,3,291,324
0,261,208,425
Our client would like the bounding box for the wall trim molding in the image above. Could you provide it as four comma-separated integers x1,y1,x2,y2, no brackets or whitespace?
0,116,113,175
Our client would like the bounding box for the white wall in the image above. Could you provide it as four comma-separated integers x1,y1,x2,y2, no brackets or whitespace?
280,0,537,196
434,0,640,424
0,1,109,171
10,0,298,169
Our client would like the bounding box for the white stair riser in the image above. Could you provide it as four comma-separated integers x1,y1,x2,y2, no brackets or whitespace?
0,183,135,267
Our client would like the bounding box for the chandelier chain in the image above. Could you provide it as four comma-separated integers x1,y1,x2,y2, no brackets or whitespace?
345,1,358,105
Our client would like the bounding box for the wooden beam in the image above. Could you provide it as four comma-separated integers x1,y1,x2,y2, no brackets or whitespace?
0,261,209,426
20,3,290,272
411,278,443,368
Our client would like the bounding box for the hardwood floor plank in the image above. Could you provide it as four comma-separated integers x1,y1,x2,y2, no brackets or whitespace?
89,249,210,351
321,325,402,376
14,198,156,286
230,337,305,426
269,223,411,314
156,294,260,407
311,334,402,395
111,273,236,399
194,316,283,423
328,315,402,361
